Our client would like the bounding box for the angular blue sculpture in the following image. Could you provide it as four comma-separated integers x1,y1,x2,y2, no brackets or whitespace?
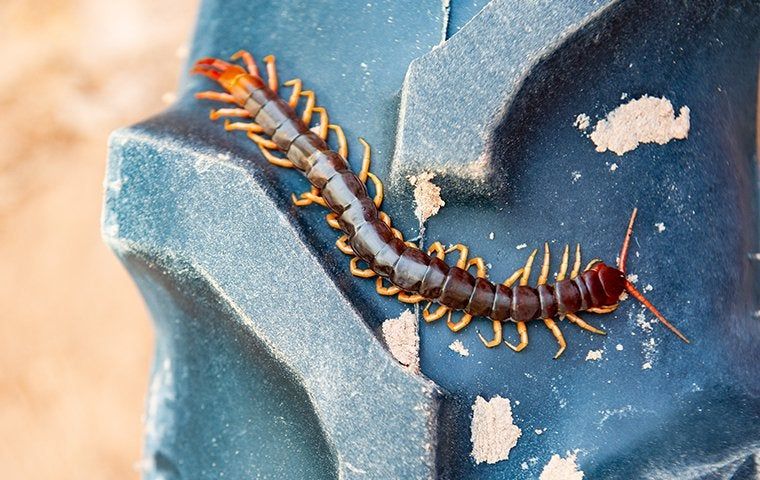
104,0,760,478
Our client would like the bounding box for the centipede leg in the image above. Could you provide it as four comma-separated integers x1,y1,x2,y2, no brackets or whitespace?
570,243,582,279
209,108,251,121
329,124,348,158
447,311,472,332
223,119,264,133
196,91,237,104
423,302,448,323
502,267,528,351
231,50,260,77
263,54,278,93
477,321,503,348
312,107,329,140
519,248,539,286
587,305,618,314
543,318,567,359
350,257,376,278
584,258,602,271
445,244,470,270
325,212,340,228
299,90,316,125
376,277,401,296
284,78,302,108
556,244,570,281
565,312,605,335
248,132,295,169
505,321,529,352
537,242,551,285
336,235,354,255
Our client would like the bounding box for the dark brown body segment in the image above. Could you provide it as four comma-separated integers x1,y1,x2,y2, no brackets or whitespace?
231,76,622,325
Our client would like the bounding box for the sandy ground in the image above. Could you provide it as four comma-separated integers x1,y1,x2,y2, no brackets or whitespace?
0,1,196,477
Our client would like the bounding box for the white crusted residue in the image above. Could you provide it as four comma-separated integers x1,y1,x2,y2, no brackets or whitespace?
574,113,591,131
540,452,584,480
585,349,604,361
626,274,639,284
590,95,690,155
381,310,419,373
516,243,528,250
408,172,445,224
641,337,659,370
571,171,582,183
655,222,666,233
449,339,470,357
470,395,522,465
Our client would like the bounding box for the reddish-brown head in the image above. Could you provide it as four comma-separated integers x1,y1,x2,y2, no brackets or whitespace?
191,57,258,104
589,262,625,305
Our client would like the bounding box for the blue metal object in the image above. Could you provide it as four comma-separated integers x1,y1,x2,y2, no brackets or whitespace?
104,0,759,478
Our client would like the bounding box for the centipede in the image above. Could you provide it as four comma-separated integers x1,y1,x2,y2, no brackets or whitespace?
191,50,690,358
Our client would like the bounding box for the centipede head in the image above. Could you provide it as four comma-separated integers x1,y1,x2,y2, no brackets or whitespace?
191,57,251,102
617,208,690,343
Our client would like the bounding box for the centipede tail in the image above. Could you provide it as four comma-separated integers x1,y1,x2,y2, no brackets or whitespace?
192,52,689,358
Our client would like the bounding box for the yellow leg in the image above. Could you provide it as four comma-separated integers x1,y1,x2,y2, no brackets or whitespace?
251,135,295,169
368,173,383,208
376,277,401,296
423,303,448,323
379,211,392,227
223,119,264,133
544,318,567,359
503,268,524,288
570,243,582,279
263,54,278,93
520,248,539,286
427,241,445,260
537,242,551,285
349,257,375,278
398,292,425,304
447,311,472,332
209,108,251,120
445,244,469,269
565,312,605,335
312,107,329,140
246,131,278,150
325,212,340,229
284,78,302,108
299,90,316,124
584,258,602,271
586,305,618,314
329,124,348,158
358,138,371,184
503,267,528,351
292,190,320,206
196,91,236,104
466,257,488,279
336,235,353,255
505,321,528,352
556,244,570,281
477,320,503,348
231,50,260,76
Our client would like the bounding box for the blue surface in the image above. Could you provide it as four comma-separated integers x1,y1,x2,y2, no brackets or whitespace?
406,1,760,478
104,0,760,478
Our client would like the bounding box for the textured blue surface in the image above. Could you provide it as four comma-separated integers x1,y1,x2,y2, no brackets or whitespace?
104,0,760,478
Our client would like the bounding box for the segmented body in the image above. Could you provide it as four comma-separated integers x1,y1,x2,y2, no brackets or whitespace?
192,53,689,356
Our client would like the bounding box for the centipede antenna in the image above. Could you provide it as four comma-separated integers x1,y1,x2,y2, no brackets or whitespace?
625,280,690,343
618,208,638,273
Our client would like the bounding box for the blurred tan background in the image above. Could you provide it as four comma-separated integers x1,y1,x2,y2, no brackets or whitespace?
0,1,197,477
